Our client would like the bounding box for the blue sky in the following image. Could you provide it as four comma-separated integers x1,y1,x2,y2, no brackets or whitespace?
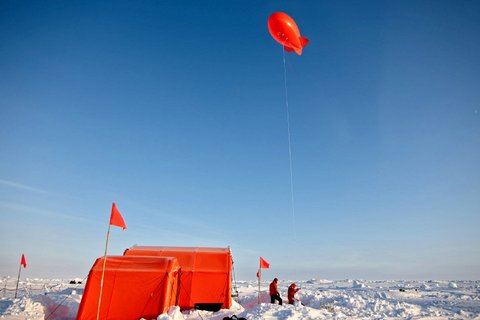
1,1,479,280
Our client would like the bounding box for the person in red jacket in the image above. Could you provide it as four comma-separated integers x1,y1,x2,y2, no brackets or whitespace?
287,283,300,304
269,278,282,305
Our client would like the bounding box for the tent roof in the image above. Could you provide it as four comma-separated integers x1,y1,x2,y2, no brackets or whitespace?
90,255,180,272
124,246,231,272
126,246,230,253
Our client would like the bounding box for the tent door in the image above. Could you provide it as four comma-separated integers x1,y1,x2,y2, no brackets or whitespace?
194,303,222,312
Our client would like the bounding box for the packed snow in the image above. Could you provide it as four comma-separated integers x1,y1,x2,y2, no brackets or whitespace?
1,277,479,319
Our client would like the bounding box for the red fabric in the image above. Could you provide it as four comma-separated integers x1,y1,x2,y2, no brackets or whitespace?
77,256,180,320
256,270,260,278
124,246,232,310
269,280,278,295
260,257,270,269
20,254,26,268
288,283,299,304
268,12,309,55
109,202,126,230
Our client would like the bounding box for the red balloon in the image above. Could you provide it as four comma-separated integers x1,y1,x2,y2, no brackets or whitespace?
268,12,309,55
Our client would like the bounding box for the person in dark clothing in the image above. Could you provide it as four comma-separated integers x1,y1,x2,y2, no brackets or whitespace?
288,283,300,304
269,278,283,305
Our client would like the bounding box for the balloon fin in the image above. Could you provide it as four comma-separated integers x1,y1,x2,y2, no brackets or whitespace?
284,45,302,55
300,36,309,48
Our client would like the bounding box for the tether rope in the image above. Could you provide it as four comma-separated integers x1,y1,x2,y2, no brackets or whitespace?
282,47,297,239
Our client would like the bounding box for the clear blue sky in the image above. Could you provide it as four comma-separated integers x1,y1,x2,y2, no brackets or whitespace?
1,1,479,280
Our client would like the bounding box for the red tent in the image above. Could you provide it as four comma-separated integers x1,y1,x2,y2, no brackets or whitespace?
76,256,180,320
124,246,232,311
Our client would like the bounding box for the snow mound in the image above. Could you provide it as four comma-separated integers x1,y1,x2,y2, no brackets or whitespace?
1,296,44,319
353,280,366,288
237,303,327,320
155,306,184,320
420,283,430,290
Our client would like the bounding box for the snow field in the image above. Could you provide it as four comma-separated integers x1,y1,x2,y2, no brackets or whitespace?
1,278,479,319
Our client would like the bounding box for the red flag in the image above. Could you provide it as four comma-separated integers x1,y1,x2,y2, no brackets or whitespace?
109,202,127,230
256,270,260,278
20,254,26,268
260,257,270,269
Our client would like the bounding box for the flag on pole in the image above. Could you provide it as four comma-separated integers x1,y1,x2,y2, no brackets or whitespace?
257,257,269,304
15,254,26,298
98,202,126,319
109,202,127,230
260,257,270,269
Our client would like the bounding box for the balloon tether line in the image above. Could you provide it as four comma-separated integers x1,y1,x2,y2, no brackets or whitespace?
282,47,297,240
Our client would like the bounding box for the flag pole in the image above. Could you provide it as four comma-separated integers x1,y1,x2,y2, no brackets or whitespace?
258,260,261,304
14,261,22,299
96,223,111,320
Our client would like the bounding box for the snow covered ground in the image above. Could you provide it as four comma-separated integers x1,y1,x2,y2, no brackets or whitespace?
1,277,479,319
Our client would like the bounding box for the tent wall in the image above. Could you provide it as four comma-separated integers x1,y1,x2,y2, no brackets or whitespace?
76,256,180,320
124,246,232,310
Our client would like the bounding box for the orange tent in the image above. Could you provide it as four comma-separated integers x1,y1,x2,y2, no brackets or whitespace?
76,256,180,320
124,246,232,311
